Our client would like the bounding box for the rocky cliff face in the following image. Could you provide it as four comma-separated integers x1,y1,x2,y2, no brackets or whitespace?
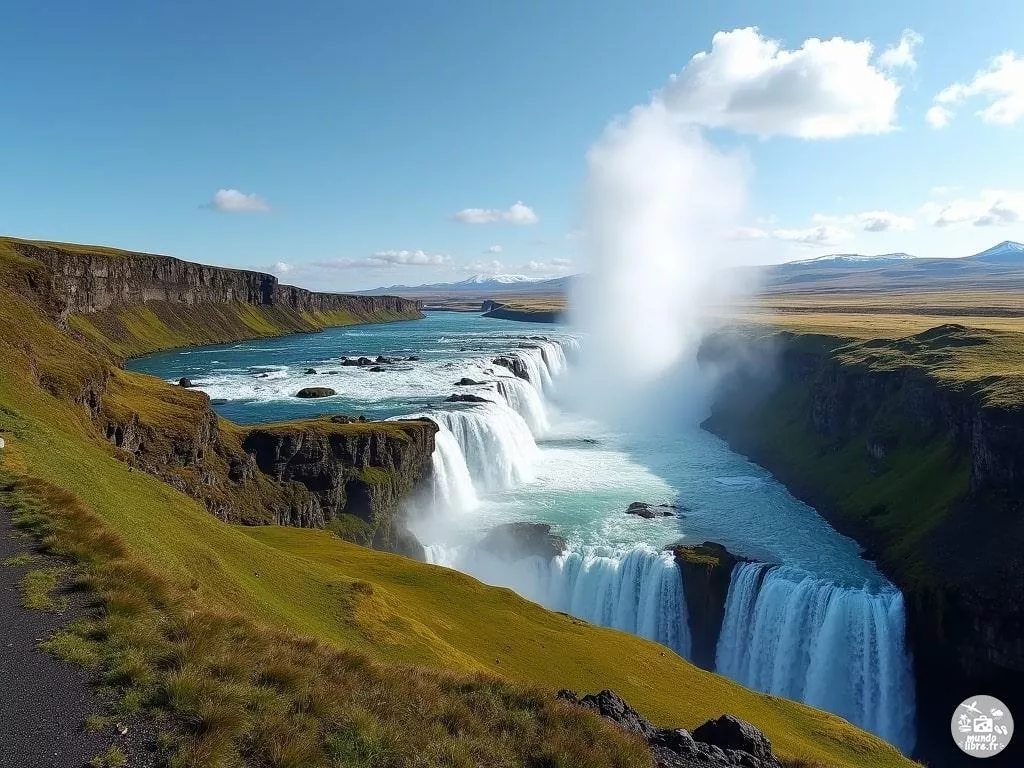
8,239,422,340
243,420,436,558
702,327,1024,762
671,543,746,671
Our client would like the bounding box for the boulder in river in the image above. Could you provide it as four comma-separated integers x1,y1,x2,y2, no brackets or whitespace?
304,368,318,375
295,387,336,399
626,501,680,519
558,690,783,768
455,377,486,386
445,393,490,404
478,522,566,561
177,377,194,388
369,366,386,372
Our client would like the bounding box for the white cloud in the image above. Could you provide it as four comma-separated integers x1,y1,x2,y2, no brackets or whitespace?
460,257,573,278
314,249,451,270
271,261,292,274
451,201,538,225
926,105,952,129
878,29,923,71
209,188,271,213
729,226,771,240
772,224,854,246
922,189,1024,227
813,210,916,232
931,52,1024,127
929,185,959,196
485,244,504,254
660,27,906,138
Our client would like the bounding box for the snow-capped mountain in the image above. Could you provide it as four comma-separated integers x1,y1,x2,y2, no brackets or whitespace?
785,252,917,266
454,273,538,286
968,241,1024,263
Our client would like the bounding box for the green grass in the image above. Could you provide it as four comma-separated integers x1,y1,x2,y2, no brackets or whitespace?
20,566,68,611
2,551,38,566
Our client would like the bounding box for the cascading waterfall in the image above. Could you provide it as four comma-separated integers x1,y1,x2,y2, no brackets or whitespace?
426,544,691,657
428,402,540,490
492,377,549,435
715,563,916,752
428,423,479,514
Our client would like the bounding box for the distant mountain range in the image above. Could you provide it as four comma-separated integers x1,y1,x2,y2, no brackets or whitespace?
755,240,1024,293
361,273,574,297
360,241,1024,300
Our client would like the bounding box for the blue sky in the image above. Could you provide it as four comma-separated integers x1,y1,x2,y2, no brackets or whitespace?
1,1,1022,290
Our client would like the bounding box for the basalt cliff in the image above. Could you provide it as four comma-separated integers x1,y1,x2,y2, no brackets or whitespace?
701,324,1024,762
0,237,434,556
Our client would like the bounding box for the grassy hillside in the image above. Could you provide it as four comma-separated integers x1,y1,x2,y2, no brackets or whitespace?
0,239,918,767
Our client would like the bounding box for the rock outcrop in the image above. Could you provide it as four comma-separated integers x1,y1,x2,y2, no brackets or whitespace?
445,393,490,404
492,356,530,381
671,542,747,671
242,420,437,558
478,522,567,561
558,689,782,768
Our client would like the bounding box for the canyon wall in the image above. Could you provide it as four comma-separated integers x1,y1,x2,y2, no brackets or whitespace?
701,325,1024,761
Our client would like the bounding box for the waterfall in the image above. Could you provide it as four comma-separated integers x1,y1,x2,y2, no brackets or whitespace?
492,377,549,436
429,423,479,514
426,544,691,658
428,402,539,490
715,563,916,752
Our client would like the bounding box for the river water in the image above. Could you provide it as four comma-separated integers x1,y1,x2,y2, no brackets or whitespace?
128,311,916,751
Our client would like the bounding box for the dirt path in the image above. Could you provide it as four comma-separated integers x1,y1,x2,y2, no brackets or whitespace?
0,508,152,768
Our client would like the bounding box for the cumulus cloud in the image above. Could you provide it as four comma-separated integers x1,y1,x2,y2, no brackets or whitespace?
729,222,856,245
813,210,916,232
451,201,538,225
660,27,907,138
270,261,292,274
772,224,854,246
314,249,451,270
930,52,1024,127
926,105,952,129
922,189,1024,227
209,188,271,213
460,258,573,278
878,29,923,71
485,244,504,254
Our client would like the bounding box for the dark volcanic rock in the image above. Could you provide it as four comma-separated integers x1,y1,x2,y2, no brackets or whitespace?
492,355,530,381
626,501,679,519
692,716,778,764
455,377,486,386
369,366,386,372
376,355,395,364
295,386,336,399
445,393,490,404
558,690,782,768
478,522,566,561
177,377,193,388
671,542,748,670
407,355,421,361
304,368,317,374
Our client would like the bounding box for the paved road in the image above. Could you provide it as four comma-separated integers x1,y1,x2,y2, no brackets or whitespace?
0,507,150,768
